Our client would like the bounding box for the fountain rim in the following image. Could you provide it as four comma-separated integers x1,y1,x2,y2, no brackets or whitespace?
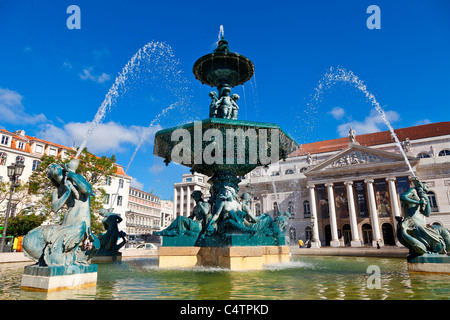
154,117,299,147
192,51,255,88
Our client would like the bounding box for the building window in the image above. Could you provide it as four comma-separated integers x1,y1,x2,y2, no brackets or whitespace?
300,167,308,173
417,152,431,158
427,191,438,212
303,200,311,218
49,148,57,156
0,152,7,166
305,226,312,241
119,179,124,188
104,194,110,204
105,176,111,186
1,136,9,145
438,150,450,157
17,141,25,149
271,171,280,176
185,178,192,182
285,169,294,175
255,203,261,216
32,160,41,171
287,201,294,218
35,145,43,154
117,195,123,206
15,156,25,164
273,202,279,217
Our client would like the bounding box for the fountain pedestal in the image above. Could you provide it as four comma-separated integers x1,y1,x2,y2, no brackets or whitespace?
407,254,450,274
158,245,290,271
20,264,97,292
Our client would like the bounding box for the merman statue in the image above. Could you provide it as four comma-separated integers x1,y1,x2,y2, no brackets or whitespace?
22,159,100,266
396,178,450,258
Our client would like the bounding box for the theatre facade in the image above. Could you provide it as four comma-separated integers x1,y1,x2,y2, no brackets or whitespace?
238,122,450,247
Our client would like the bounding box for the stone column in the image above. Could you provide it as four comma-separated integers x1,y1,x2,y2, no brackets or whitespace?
325,183,340,247
365,179,383,247
386,177,401,218
173,187,178,217
307,184,321,248
344,181,362,247
186,185,191,216
180,186,185,217
386,177,402,246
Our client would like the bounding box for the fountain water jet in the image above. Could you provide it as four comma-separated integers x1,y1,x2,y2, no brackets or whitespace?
310,66,417,178
75,41,192,159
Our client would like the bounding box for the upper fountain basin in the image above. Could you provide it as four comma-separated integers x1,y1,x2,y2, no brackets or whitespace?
153,117,299,177
193,51,254,88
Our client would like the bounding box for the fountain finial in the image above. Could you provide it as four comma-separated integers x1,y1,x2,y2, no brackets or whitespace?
214,36,230,53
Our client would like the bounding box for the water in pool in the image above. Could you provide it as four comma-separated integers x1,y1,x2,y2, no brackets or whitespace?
1,256,449,300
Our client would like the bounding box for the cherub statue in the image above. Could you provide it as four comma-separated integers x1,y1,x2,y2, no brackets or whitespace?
230,94,240,119
209,91,218,118
216,87,235,119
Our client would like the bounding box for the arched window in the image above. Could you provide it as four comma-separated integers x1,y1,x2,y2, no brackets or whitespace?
270,171,280,176
300,167,308,173
417,152,431,158
285,169,294,175
427,191,438,212
0,152,7,166
287,201,294,218
303,200,311,218
255,203,261,216
438,150,450,157
305,226,312,242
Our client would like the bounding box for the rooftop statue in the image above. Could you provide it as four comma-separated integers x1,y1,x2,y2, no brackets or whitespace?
22,159,100,266
396,178,450,257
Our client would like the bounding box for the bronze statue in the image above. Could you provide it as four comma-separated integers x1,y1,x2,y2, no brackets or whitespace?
397,178,450,257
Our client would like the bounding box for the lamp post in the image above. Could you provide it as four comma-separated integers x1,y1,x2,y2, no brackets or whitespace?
0,162,25,252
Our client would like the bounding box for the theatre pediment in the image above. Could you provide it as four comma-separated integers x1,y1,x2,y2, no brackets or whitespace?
304,144,417,176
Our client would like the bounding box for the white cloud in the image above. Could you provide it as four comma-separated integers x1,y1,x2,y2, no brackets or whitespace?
329,106,345,120
414,119,431,126
336,109,400,137
40,121,161,154
79,67,111,84
149,163,165,174
130,177,144,190
0,88,47,125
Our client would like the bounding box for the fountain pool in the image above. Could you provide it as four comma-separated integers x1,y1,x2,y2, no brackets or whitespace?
2,256,449,300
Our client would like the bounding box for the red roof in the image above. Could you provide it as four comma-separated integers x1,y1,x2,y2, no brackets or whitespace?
290,121,450,157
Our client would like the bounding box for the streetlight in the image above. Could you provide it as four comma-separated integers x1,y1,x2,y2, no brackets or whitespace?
0,161,25,252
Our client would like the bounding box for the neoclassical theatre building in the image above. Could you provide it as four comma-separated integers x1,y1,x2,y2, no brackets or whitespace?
238,121,450,247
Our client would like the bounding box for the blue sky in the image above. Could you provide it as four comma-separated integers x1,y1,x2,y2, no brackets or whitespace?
1,0,449,200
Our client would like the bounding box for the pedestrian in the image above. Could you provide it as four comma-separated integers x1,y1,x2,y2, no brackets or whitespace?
376,241,380,249
298,238,304,248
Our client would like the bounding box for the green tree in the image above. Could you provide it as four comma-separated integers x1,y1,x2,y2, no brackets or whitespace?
6,213,46,237
27,148,118,235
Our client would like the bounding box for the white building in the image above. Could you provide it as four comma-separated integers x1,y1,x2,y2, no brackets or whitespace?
126,187,161,238
239,121,450,248
160,200,174,229
173,172,210,217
